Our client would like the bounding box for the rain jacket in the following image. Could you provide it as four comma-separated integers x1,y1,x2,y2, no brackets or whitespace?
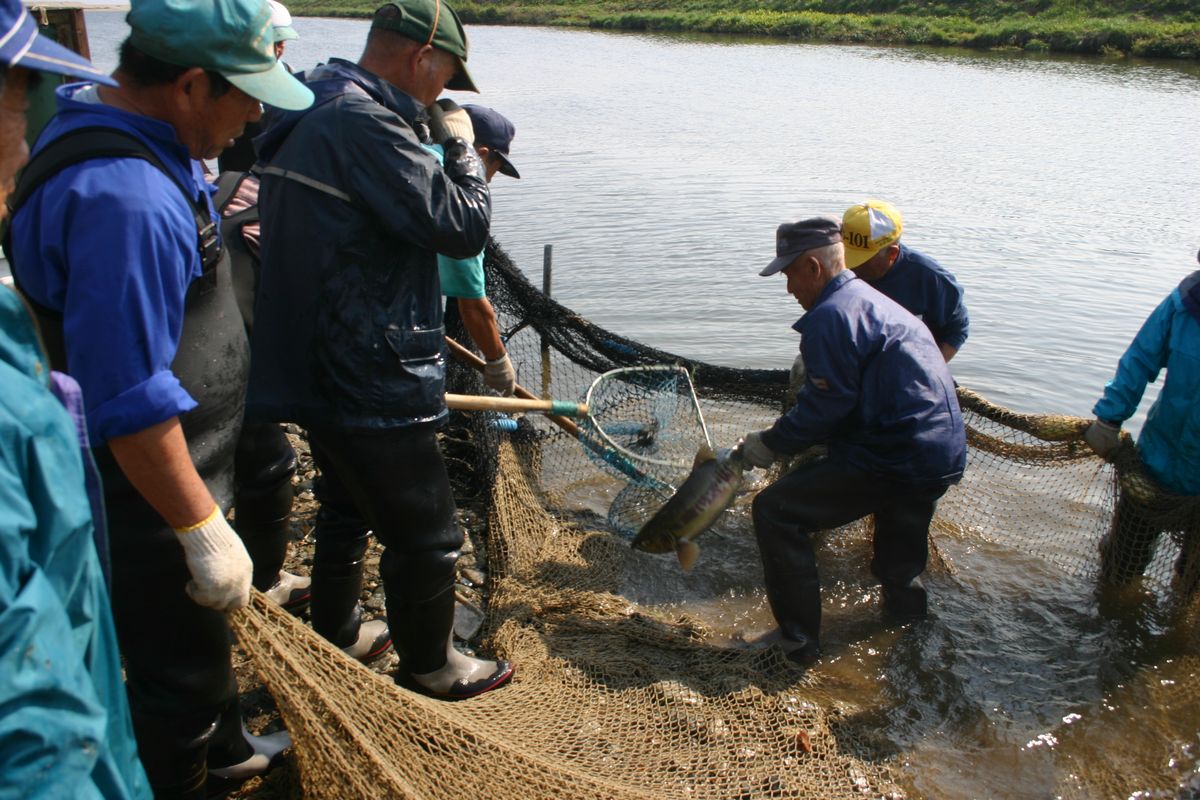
763,270,966,487
864,244,969,352
1093,269,1200,495
248,59,490,430
0,287,150,799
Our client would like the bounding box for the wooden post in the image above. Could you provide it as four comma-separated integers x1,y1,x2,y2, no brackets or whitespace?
540,244,553,399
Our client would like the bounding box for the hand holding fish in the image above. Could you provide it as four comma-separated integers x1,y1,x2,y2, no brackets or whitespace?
740,431,779,469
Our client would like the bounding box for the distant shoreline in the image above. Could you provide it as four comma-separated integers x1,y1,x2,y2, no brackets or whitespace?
285,1,1200,61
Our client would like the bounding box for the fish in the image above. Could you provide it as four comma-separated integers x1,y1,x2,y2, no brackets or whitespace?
631,443,746,571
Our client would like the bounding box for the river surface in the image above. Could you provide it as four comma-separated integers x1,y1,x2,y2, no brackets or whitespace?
82,13,1200,799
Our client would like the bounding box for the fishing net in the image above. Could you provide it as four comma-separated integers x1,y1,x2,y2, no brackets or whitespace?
229,238,1199,799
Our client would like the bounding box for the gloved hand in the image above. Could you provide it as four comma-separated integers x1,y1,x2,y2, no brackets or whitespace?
484,353,516,395
174,505,253,612
787,350,807,400
427,98,475,145
1084,418,1121,458
740,430,779,469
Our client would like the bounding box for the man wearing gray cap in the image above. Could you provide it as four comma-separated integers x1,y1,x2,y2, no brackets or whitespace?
739,217,966,663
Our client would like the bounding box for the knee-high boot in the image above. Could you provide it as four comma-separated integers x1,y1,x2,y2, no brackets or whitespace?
129,707,218,800
234,471,308,603
381,547,513,697
234,423,309,609
380,547,458,674
310,510,391,660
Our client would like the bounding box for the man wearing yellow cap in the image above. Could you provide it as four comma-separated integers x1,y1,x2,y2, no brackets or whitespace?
842,200,969,362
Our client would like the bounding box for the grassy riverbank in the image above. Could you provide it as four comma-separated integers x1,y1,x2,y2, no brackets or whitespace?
285,0,1200,59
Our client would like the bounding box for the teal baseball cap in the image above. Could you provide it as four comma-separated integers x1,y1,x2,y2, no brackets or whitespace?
127,0,313,111
370,1,478,93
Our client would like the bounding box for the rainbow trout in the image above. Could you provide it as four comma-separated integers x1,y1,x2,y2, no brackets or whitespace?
631,444,746,571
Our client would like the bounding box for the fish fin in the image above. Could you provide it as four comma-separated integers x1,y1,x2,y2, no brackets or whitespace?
692,443,717,469
676,540,700,572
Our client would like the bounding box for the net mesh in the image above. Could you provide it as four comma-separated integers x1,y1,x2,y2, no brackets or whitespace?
228,238,1199,799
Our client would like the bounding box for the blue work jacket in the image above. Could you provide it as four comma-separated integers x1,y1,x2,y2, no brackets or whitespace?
1093,270,1200,495
249,60,490,430
0,287,150,799
864,244,969,351
763,271,966,487
9,84,216,446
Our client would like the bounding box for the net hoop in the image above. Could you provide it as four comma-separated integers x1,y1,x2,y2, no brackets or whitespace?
584,364,713,473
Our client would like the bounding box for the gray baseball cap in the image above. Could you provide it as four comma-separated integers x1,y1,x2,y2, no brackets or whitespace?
760,216,842,276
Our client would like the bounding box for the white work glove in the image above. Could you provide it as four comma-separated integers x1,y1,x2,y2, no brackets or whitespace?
174,505,253,612
427,98,475,145
484,353,516,395
740,431,779,470
1084,418,1121,458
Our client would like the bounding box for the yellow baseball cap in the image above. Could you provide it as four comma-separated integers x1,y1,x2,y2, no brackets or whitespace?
841,200,903,269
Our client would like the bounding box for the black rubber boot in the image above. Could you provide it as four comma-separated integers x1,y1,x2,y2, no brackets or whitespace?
233,423,297,591
310,511,391,659
381,547,460,674
233,480,292,593
383,548,513,697
880,576,928,625
762,573,823,664
130,707,220,800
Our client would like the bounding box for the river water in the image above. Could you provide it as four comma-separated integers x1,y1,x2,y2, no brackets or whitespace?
82,13,1200,799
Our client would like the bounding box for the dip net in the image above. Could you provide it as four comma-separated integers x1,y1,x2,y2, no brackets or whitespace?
228,239,1199,799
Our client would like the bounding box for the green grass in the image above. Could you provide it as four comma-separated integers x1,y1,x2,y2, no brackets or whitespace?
284,0,1200,59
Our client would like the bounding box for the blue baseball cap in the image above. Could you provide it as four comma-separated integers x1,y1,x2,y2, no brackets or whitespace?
0,0,116,86
463,104,518,178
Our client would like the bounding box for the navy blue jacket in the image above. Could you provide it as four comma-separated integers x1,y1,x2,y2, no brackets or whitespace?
763,271,966,487
865,244,969,351
248,60,490,430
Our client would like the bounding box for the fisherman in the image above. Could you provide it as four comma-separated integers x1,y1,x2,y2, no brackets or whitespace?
249,1,514,697
214,0,312,615
6,0,313,796
841,200,969,362
1084,258,1200,594
439,103,520,395
217,0,298,174
741,217,966,663
0,3,150,795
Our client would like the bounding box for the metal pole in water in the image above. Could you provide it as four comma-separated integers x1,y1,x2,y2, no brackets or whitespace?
541,244,553,399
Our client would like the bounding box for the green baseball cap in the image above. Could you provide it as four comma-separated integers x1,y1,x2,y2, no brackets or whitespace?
127,0,314,111
371,1,478,93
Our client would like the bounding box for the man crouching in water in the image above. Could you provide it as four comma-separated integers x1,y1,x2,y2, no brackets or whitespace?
249,0,513,698
740,217,966,664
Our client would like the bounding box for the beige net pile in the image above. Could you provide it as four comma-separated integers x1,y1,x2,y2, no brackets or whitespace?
231,438,906,799
224,242,1197,798
230,407,1198,799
